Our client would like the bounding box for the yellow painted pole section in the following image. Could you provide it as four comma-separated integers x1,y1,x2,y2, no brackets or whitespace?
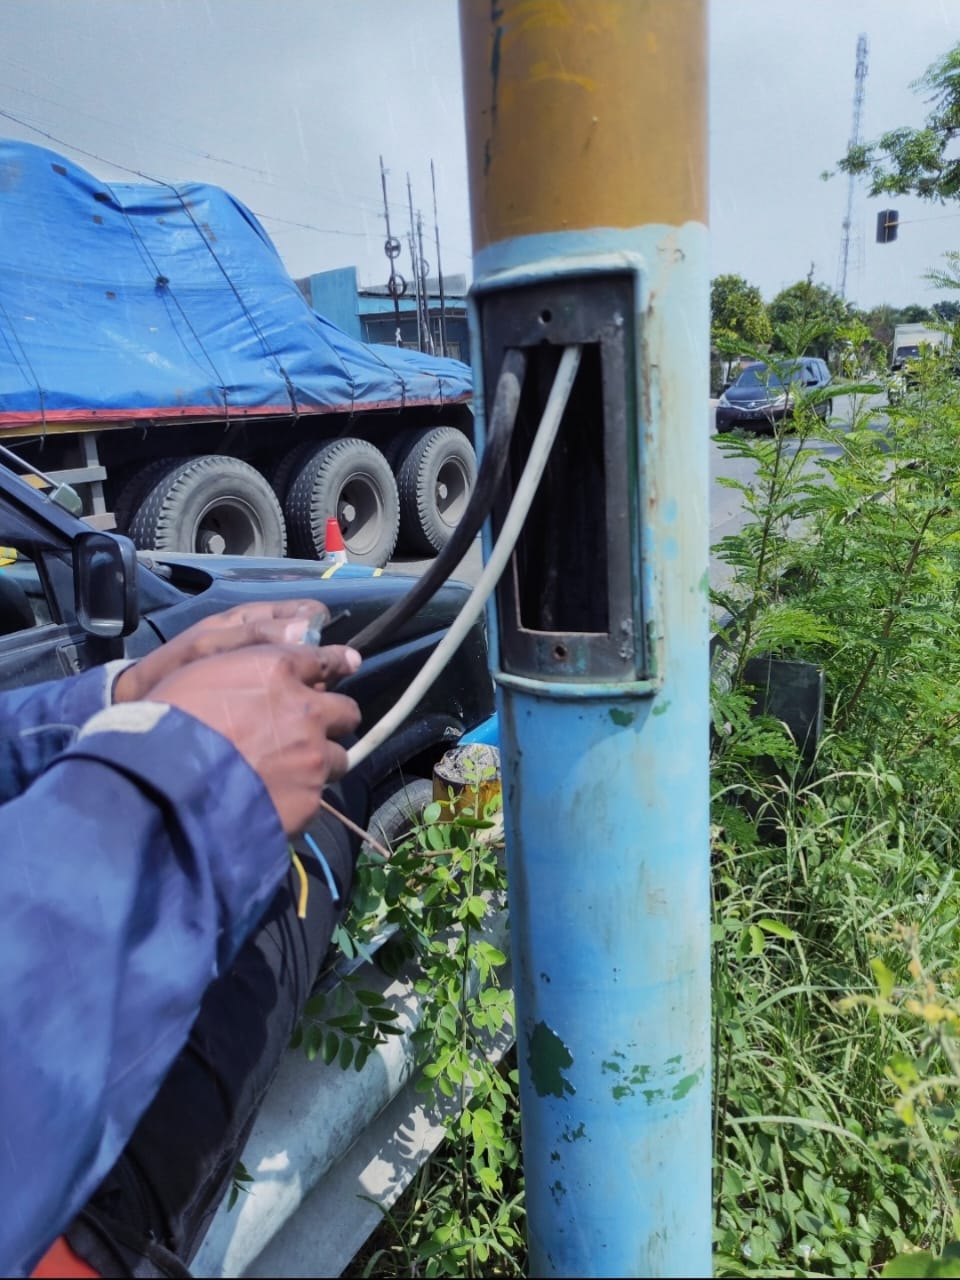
460,0,706,250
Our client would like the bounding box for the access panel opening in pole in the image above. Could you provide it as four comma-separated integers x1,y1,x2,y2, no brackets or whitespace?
479,269,653,686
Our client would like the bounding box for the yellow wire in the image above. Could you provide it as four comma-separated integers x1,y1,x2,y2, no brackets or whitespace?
290,849,309,919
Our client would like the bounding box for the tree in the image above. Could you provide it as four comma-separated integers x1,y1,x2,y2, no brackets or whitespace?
858,304,943,352
710,273,772,350
899,304,933,323
927,252,960,294
835,317,885,377
933,299,960,322
767,272,852,359
837,43,960,202
861,303,897,349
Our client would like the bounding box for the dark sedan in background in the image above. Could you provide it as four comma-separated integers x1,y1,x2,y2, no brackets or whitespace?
716,358,833,432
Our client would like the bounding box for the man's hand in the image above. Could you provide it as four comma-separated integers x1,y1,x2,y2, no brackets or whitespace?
146,644,362,835
114,600,331,705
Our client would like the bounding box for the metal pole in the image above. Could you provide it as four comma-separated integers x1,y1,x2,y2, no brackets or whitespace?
407,173,423,352
459,2,710,1276
431,158,448,357
417,210,435,354
380,155,403,344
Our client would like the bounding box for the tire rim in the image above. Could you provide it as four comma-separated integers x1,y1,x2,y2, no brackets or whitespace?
193,496,265,555
435,457,471,529
336,475,383,557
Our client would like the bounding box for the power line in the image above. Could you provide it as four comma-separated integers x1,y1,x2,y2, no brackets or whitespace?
0,95,412,220
0,76,274,178
0,103,173,180
898,211,960,225
255,212,368,238
0,105,383,247
0,101,478,280
0,102,469,264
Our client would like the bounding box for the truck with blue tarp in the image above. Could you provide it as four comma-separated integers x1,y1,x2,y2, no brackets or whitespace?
0,139,476,565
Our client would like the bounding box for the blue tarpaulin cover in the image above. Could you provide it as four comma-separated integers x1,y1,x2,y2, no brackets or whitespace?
0,139,471,430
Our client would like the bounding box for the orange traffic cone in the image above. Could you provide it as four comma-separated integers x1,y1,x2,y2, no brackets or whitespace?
325,516,348,565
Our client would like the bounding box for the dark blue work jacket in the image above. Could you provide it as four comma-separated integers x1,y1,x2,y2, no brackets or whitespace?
0,665,287,1276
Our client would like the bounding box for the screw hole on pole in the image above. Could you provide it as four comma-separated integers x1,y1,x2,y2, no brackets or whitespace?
552,643,568,661
539,308,553,325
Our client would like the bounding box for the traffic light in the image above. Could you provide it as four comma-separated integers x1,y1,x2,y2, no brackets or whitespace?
876,209,899,243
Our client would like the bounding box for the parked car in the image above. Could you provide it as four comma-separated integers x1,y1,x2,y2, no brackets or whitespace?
0,461,495,827
715,358,833,433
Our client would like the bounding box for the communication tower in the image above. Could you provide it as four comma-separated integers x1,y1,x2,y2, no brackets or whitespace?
837,33,869,300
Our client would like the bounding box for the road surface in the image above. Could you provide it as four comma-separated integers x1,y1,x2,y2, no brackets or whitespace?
387,393,884,589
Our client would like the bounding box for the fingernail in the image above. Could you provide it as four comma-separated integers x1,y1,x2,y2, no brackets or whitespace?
344,647,362,672
283,619,310,644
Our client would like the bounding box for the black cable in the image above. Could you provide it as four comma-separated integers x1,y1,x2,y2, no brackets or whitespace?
348,347,526,656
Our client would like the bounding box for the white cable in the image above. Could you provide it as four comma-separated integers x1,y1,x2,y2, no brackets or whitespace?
346,343,583,773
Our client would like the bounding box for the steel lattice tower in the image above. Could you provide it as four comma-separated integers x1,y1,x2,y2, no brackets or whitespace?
837,33,869,300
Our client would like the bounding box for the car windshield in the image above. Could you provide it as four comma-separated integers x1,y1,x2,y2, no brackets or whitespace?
735,363,803,390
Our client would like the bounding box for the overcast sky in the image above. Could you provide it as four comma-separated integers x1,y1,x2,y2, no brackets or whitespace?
0,0,957,312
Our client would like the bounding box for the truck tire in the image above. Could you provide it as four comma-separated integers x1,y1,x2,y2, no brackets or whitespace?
396,426,477,555
263,441,318,507
112,458,184,533
128,454,287,556
381,429,417,472
285,438,399,567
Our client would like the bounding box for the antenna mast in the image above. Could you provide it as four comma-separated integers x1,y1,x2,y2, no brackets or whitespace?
431,159,448,357
380,156,404,346
407,172,423,353
837,33,869,301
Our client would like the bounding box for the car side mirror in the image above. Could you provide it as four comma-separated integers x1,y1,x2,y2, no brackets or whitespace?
74,530,140,638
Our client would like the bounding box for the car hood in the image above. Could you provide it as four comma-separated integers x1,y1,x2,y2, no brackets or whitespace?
137,550,474,651
142,550,387,585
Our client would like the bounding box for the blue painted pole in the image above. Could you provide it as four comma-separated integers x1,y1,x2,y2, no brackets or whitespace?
459,3,711,1275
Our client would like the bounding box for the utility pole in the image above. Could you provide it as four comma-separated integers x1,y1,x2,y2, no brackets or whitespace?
379,155,403,346
406,172,423,352
460,2,710,1274
416,210,435,354
431,159,448,357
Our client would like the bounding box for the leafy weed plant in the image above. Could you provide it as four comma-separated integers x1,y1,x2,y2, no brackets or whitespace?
297,766,525,1278
713,345,960,1274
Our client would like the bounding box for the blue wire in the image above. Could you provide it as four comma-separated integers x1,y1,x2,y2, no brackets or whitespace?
302,831,341,906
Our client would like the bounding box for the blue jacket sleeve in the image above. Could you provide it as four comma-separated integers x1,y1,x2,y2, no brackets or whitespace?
0,701,289,1277
0,662,130,803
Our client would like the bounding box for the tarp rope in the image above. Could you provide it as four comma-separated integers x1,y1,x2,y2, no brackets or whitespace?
0,296,48,438
164,182,300,419
102,181,232,423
